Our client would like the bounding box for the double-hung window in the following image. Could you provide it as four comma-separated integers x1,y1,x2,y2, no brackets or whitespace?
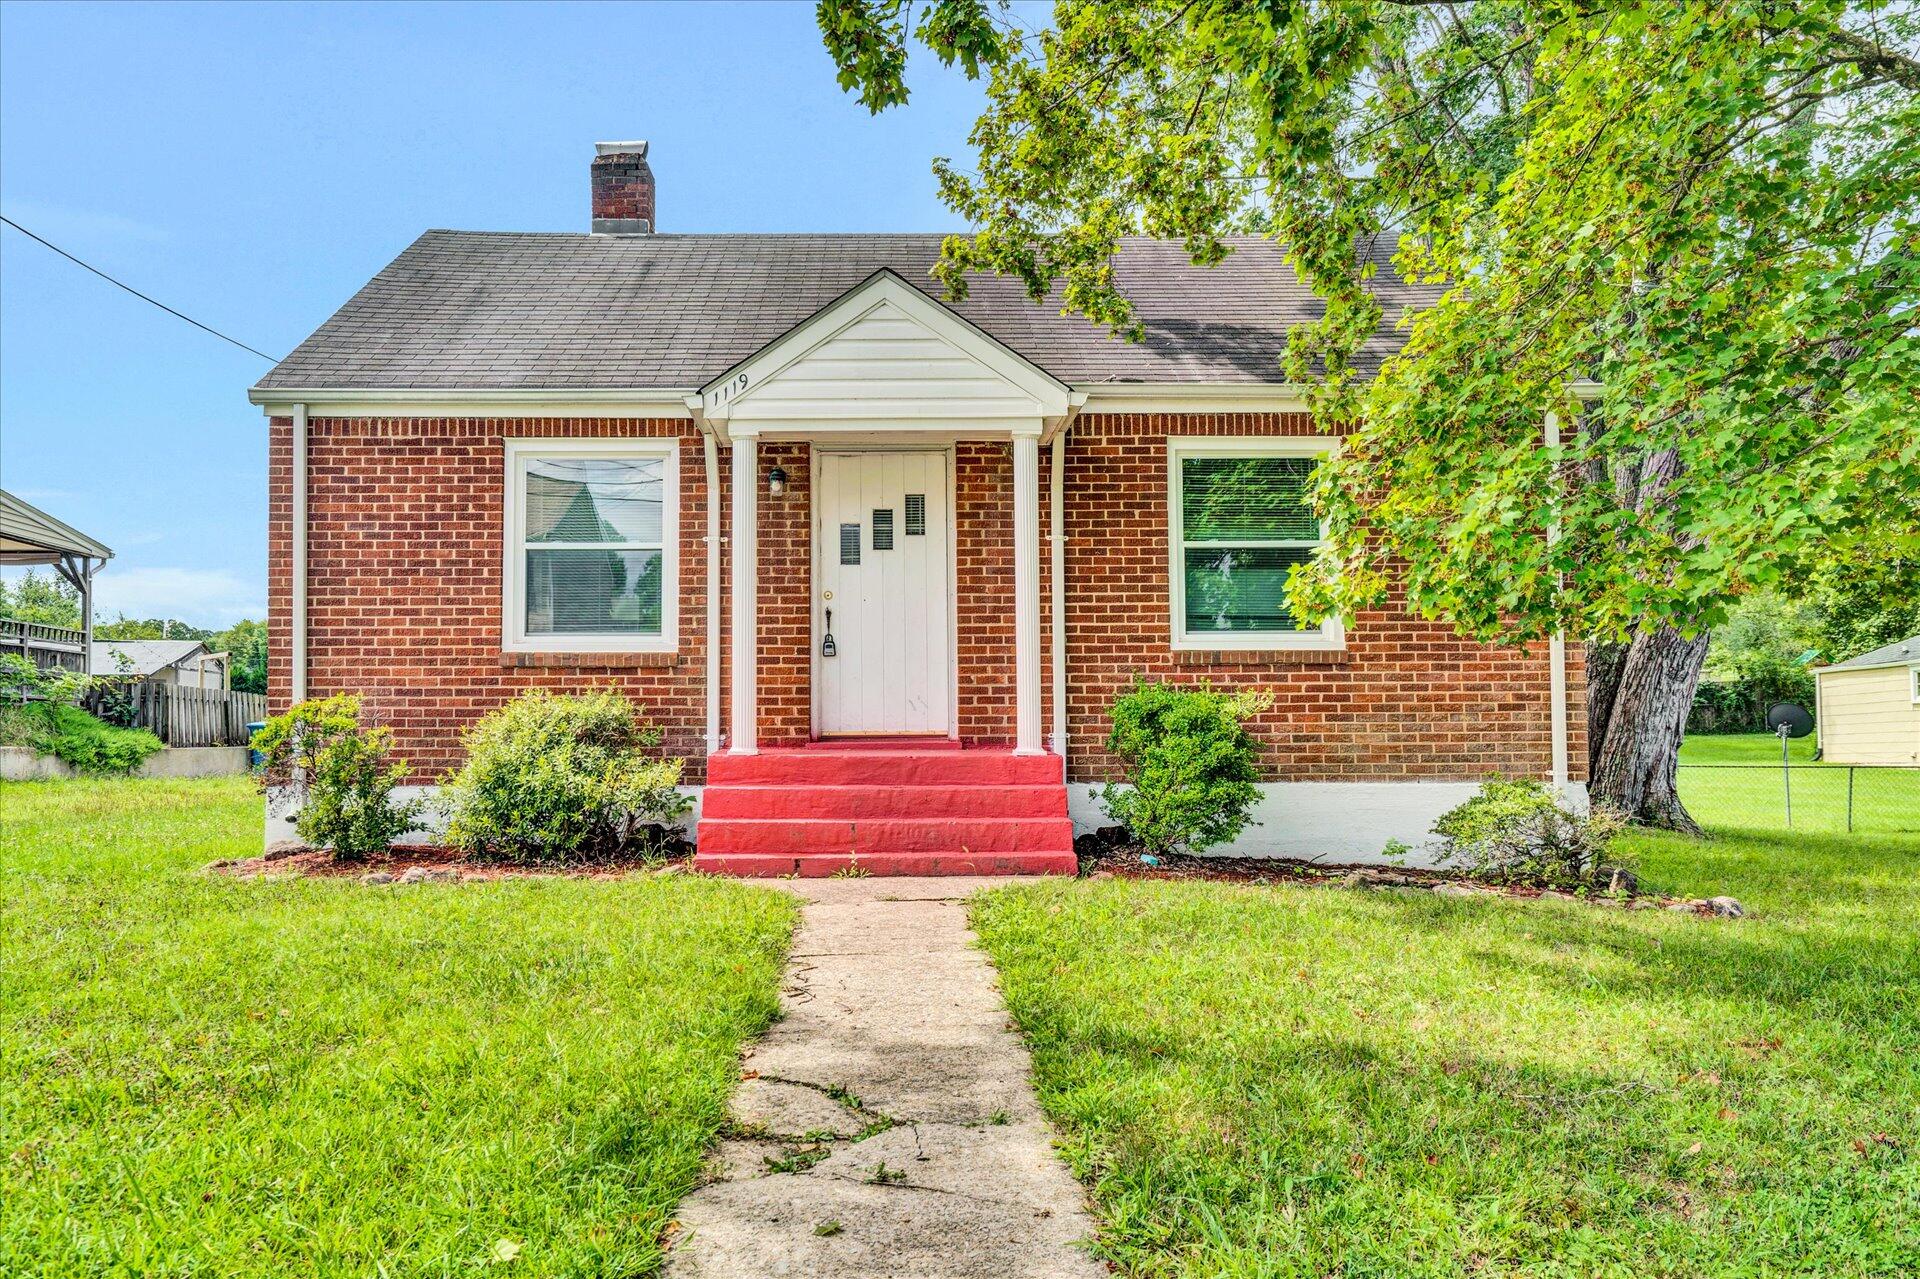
503,440,678,652
1168,437,1342,650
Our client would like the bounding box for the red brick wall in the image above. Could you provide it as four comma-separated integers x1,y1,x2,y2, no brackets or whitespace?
267,416,714,780
1055,413,1587,783
952,440,1056,745
267,412,1584,787
750,443,813,746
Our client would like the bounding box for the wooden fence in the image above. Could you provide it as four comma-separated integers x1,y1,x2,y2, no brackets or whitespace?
89,682,268,747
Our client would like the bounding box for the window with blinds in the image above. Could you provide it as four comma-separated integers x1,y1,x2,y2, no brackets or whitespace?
508,444,677,650
1174,448,1330,643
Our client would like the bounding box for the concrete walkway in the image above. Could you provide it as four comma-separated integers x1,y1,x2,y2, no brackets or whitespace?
665,878,1105,1279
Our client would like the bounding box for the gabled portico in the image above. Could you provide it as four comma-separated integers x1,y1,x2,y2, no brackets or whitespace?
689,270,1082,762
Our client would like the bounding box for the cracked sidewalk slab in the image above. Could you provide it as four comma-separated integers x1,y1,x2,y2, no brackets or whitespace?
666,877,1105,1279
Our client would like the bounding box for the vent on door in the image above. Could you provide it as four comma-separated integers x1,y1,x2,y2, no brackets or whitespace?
904,494,926,535
872,508,894,551
839,522,861,565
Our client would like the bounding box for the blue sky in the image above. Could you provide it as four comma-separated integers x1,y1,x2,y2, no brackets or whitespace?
0,0,994,625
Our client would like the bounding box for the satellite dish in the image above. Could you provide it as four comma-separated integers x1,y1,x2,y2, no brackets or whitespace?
1766,702,1814,739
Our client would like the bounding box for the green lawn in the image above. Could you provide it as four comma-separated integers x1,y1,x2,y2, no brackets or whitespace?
1678,732,1823,765
1677,734,1919,834
975,825,1920,1277
0,777,797,1278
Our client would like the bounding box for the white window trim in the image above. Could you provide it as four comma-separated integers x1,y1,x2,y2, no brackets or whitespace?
501,438,680,653
1167,436,1345,652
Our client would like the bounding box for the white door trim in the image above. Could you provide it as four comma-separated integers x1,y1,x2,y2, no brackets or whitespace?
810,445,960,739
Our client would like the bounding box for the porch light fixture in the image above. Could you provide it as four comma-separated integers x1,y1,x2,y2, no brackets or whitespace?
766,465,788,498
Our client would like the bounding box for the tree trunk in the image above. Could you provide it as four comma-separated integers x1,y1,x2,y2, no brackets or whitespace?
1585,637,1628,781
1587,625,1710,833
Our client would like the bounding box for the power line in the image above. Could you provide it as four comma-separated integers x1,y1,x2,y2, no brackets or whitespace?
1,215,281,362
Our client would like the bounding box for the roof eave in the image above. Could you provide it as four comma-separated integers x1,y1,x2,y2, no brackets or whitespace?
247,386,701,419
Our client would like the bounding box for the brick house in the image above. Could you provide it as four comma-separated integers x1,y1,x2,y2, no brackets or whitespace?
252,141,1586,874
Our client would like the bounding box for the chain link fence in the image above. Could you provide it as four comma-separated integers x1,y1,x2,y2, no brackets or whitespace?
1677,765,1920,835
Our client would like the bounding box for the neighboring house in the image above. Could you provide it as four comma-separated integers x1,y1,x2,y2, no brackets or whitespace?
249,140,1586,872
1813,637,1920,766
0,489,114,675
92,640,229,690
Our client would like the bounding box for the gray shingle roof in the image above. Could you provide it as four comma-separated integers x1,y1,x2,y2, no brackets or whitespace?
1822,635,1920,671
254,232,1441,391
92,640,208,677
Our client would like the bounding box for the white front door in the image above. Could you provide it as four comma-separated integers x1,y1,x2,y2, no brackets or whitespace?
816,450,953,736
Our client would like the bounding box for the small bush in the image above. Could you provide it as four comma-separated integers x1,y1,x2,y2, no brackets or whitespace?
0,701,163,774
0,655,161,775
252,695,423,861
1099,680,1272,856
1430,777,1625,888
439,689,690,865
0,652,88,707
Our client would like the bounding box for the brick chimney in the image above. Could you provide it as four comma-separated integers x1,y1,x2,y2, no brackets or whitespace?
591,141,654,234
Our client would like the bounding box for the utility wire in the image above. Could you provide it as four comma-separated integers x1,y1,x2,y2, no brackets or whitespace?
1,215,281,362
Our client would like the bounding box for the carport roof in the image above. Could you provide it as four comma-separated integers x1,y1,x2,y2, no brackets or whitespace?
0,489,112,565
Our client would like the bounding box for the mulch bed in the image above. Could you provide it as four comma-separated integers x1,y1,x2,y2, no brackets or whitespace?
208,837,693,882
1073,830,1745,916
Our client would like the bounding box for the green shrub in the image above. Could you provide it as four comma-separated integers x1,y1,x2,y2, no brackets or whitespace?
0,652,87,707
0,701,163,774
1099,680,1272,856
1431,777,1625,888
439,689,691,865
0,655,161,775
252,695,423,861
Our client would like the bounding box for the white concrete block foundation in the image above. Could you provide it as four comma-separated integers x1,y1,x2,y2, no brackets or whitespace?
260,778,1589,869
1069,780,1590,868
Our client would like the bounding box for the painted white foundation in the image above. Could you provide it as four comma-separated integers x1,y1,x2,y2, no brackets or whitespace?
263,779,1590,869
1069,780,1590,868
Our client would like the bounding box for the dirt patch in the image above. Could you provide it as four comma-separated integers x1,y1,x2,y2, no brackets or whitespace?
1073,831,1743,916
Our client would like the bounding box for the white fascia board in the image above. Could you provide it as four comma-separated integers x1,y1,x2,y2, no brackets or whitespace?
698,270,1072,422
247,387,698,419
1075,383,1311,414
1810,658,1920,675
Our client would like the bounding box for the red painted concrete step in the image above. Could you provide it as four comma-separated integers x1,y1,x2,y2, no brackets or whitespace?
695,746,1076,877
700,784,1068,820
696,851,1079,878
707,749,1063,788
699,816,1076,856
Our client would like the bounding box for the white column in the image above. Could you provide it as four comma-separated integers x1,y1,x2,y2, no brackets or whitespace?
703,429,722,755
1012,425,1042,755
729,431,759,754
79,559,95,678
1048,428,1068,762
291,402,308,704
1544,409,1569,792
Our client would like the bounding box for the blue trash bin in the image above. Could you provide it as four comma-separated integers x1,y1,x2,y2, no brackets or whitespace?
246,722,266,768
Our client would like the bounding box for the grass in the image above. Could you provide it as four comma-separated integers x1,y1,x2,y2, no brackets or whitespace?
1679,732,1824,765
0,776,797,1278
974,825,1920,1277
1676,733,1919,835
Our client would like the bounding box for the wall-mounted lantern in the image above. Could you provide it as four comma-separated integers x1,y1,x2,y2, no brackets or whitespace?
767,465,789,498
